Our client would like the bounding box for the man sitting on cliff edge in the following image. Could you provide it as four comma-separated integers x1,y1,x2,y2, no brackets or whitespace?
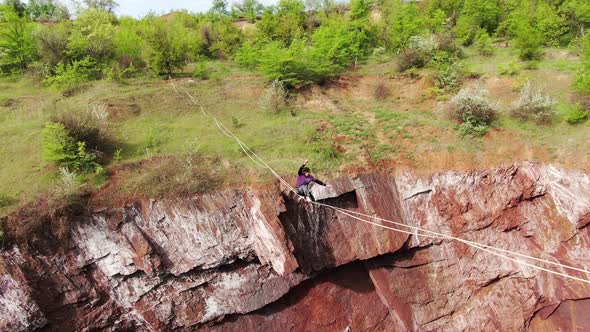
296,159,327,203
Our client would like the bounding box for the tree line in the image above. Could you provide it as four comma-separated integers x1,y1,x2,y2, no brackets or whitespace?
1,0,590,89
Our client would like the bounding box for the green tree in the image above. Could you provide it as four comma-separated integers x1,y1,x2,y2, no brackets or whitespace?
35,20,70,68
533,1,568,46
515,24,544,60
350,0,370,20
143,17,192,77
455,0,501,45
427,8,448,33
232,0,264,22
67,9,116,72
27,0,69,21
0,6,36,73
113,17,145,71
575,34,590,93
385,1,424,51
2,0,27,17
201,17,243,58
82,0,117,13
424,0,464,18
474,28,493,56
210,0,229,16
560,0,590,38
236,13,373,87
312,16,372,68
257,0,306,46
304,0,333,12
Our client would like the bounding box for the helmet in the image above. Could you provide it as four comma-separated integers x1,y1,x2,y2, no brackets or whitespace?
302,167,310,173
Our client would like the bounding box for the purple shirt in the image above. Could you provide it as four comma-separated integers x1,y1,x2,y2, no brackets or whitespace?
296,175,316,188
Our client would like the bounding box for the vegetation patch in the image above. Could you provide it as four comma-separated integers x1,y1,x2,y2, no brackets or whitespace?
511,82,555,124
2,188,86,249
447,86,498,137
565,103,588,125
260,79,287,114
113,154,224,200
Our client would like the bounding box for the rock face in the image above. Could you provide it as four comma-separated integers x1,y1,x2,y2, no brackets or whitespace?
1,163,590,331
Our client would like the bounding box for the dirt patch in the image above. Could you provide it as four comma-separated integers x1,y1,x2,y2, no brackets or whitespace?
106,103,141,120
233,18,255,31
482,76,519,108
298,74,436,114
545,49,579,61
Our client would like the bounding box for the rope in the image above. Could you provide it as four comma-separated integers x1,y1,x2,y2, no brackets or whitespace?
325,204,590,275
313,201,590,284
170,80,590,285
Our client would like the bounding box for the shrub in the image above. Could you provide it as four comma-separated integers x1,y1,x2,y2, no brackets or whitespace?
447,86,498,136
236,40,336,87
510,75,528,92
0,97,15,107
574,65,590,93
0,193,15,209
35,22,70,69
42,122,103,174
371,47,388,62
435,33,459,54
474,29,494,56
143,18,194,77
201,18,244,58
236,15,373,87
67,9,116,71
523,61,539,70
374,81,390,100
114,148,123,163
50,106,114,156
386,2,425,51
0,7,36,73
231,116,243,128
260,79,286,114
457,116,491,137
455,15,478,46
515,25,544,60
192,61,210,80
396,47,428,72
498,60,521,76
114,18,146,70
45,57,97,91
511,82,555,124
565,103,588,124
434,64,460,92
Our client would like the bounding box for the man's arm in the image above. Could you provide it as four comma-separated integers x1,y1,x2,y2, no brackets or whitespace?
298,165,305,176
298,159,308,175
313,179,327,186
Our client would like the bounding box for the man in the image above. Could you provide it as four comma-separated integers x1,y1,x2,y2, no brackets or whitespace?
296,159,327,202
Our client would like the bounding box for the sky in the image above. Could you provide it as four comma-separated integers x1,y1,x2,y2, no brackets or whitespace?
112,0,279,18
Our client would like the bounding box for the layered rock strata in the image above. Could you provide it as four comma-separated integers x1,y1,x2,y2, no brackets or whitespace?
1,163,589,331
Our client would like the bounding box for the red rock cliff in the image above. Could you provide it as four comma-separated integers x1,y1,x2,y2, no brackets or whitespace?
1,162,590,331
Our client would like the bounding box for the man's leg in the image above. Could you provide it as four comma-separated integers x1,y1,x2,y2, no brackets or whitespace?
307,182,315,201
297,184,308,199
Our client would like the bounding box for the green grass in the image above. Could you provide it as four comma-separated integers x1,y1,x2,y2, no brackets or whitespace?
462,46,516,76
0,63,344,214
1,48,590,215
